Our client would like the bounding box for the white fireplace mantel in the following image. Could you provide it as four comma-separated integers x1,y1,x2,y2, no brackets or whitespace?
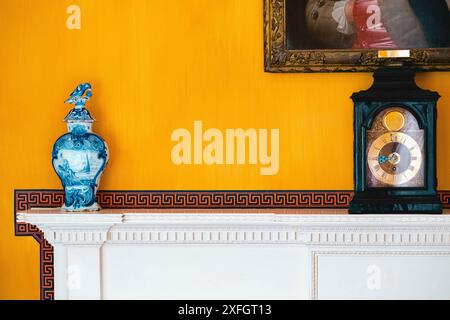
17,209,450,300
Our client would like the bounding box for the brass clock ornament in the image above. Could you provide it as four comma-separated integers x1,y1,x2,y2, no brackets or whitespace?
349,69,442,214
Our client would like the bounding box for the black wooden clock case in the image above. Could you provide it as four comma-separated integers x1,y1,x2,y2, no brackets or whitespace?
349,68,442,214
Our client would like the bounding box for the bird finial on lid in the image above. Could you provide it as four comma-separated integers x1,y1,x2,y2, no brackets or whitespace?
65,83,92,108
64,83,95,123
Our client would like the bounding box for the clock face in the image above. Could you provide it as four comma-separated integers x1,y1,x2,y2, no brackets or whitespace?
366,107,425,188
367,132,422,185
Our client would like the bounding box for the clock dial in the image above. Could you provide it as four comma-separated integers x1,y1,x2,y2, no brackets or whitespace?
367,132,422,186
365,107,425,188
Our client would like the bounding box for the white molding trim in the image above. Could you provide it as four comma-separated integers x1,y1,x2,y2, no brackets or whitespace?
17,210,450,246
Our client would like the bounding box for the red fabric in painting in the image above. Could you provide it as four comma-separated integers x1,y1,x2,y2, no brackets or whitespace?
352,0,397,49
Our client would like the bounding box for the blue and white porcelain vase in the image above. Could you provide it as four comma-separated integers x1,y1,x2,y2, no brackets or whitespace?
52,83,109,211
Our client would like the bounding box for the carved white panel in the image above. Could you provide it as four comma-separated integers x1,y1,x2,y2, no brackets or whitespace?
102,245,308,300
312,251,450,300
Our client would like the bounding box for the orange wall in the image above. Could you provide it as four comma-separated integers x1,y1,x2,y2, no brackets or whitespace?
0,0,449,299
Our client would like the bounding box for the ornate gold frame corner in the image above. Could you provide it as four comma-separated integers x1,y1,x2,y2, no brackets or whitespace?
264,0,450,73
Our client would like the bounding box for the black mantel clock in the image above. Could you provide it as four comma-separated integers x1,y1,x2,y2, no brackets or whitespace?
349,68,442,214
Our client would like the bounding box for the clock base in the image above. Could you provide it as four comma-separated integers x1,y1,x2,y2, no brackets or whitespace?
349,194,442,214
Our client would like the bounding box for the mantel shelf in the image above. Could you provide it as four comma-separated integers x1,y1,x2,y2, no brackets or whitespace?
17,208,450,246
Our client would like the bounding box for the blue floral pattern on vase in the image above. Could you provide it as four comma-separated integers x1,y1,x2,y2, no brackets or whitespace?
52,83,109,211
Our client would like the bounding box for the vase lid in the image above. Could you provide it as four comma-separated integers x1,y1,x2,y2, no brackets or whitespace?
64,83,95,122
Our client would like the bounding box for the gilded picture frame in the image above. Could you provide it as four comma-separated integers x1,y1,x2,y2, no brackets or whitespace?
264,0,450,73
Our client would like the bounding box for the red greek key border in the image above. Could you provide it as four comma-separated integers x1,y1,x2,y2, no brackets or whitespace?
14,189,450,300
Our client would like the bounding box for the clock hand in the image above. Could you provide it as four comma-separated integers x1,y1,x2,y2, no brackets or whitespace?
392,141,397,154
378,155,389,164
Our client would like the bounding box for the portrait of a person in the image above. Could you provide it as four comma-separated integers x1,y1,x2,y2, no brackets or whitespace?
288,0,450,49
332,0,450,49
